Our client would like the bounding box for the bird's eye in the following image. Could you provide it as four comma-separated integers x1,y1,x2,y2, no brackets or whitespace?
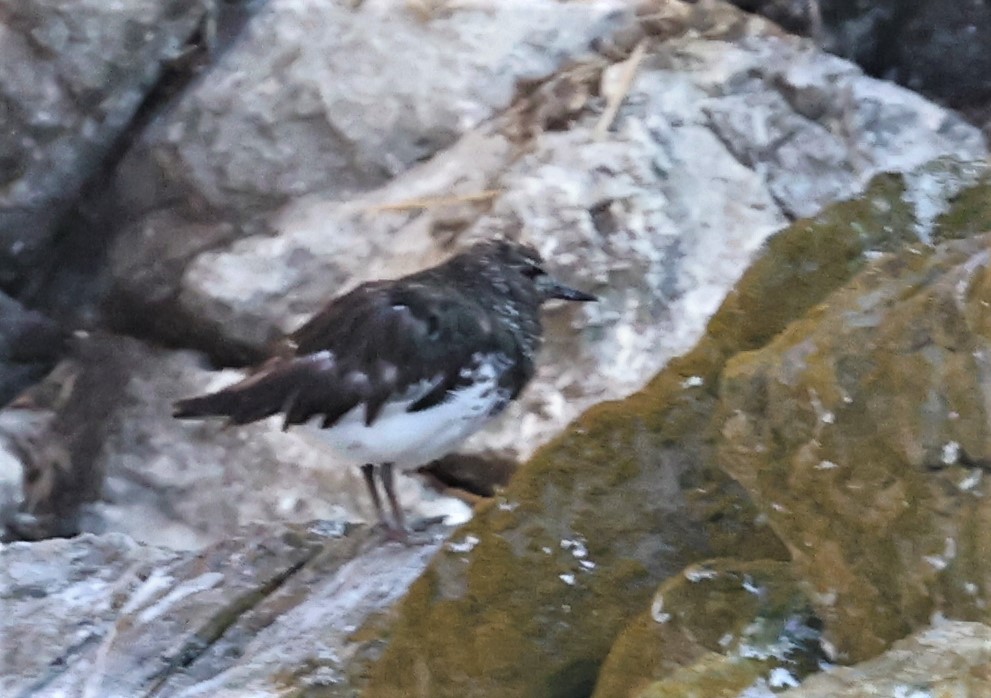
523,263,544,279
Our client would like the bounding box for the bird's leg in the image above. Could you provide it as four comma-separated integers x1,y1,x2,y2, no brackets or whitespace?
367,462,412,544
378,463,446,545
379,462,408,534
360,463,390,529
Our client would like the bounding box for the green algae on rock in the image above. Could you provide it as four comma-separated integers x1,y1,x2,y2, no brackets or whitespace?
719,233,991,662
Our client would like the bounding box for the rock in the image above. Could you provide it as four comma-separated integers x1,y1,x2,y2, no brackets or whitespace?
110,0,986,468
0,531,176,696
107,211,251,358
0,0,208,287
728,1,991,134
888,3,991,114
0,395,55,537
367,397,787,698
365,164,991,696
727,0,811,35
0,291,65,406
418,451,518,501
3,522,984,696
718,230,991,661
593,559,823,698
0,334,468,549
0,520,443,696
0,349,108,542
105,0,638,360
778,621,991,697
3,0,991,693
110,0,637,230
2,161,989,698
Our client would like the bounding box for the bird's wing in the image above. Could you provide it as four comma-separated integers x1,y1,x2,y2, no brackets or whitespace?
174,280,523,430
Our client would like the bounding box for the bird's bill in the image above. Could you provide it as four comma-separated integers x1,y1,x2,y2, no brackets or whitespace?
543,278,597,302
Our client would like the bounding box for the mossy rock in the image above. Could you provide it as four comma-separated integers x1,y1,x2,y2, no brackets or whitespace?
593,559,822,698
718,232,991,661
364,165,991,696
633,652,773,698
775,621,991,697
930,160,991,243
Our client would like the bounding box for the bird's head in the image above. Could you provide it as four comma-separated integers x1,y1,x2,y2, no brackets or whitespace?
483,239,597,304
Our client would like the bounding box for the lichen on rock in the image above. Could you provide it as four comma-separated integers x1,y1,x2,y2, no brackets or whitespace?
718,231,991,661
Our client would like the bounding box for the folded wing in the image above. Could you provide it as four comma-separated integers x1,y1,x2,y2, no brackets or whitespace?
173,280,521,430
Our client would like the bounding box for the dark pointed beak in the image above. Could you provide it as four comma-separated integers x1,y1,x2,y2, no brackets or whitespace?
544,278,597,302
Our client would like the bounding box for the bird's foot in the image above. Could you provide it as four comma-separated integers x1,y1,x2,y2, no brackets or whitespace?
377,515,448,546
379,525,433,546
409,514,448,532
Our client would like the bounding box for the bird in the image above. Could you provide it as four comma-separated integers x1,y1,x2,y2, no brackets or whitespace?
173,238,596,541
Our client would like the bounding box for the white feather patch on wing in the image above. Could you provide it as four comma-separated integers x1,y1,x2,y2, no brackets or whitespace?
300,353,511,468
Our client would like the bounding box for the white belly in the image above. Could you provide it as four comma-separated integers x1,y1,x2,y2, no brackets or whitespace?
302,376,509,469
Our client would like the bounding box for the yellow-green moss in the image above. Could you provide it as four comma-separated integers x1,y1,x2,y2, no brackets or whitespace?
365,335,780,697
719,233,991,660
591,611,692,698
635,653,774,698
593,558,817,698
934,179,991,242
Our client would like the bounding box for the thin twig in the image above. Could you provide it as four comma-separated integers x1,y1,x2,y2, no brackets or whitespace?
362,189,501,213
594,38,648,140
807,0,823,40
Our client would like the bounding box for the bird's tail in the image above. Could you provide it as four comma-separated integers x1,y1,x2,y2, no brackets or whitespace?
173,358,303,425
173,390,274,423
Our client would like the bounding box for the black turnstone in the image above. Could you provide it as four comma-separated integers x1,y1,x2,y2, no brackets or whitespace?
173,239,595,541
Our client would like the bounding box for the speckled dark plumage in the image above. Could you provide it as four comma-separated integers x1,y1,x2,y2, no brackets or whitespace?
174,238,595,539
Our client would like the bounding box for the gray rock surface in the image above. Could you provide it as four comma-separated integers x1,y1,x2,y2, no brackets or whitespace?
0,521,443,697
0,0,207,286
730,0,991,134
0,291,64,405
105,0,638,360
111,0,636,227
